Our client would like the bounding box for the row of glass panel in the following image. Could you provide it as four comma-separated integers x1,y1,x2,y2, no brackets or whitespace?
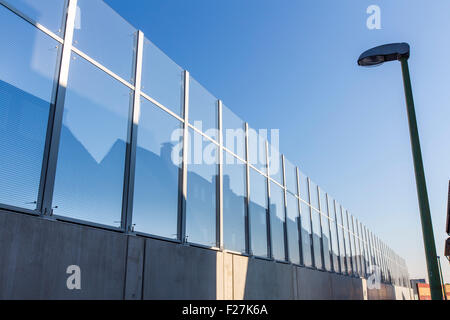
0,0,410,285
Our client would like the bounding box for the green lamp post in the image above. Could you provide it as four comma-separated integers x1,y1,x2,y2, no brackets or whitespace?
357,43,442,300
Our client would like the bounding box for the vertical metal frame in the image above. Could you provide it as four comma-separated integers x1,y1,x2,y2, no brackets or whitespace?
121,30,144,232
325,194,335,272
178,70,190,243
339,204,348,275
296,167,304,266
317,187,326,270
244,123,252,255
264,141,272,259
333,199,342,273
355,219,364,277
217,100,223,249
306,177,316,268
350,215,360,276
281,155,289,262
39,0,78,216
345,210,354,276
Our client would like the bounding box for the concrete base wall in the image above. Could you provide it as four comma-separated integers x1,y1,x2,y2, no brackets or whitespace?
0,210,411,300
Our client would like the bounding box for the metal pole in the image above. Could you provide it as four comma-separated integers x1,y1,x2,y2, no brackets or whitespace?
400,58,442,300
437,256,446,300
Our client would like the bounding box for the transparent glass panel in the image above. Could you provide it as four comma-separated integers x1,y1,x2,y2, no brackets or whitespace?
268,143,282,184
222,104,245,159
249,168,268,258
321,214,331,271
328,196,340,271
309,180,319,209
330,217,340,272
351,216,360,276
0,6,59,210
298,171,309,203
52,53,130,227
337,224,347,274
300,202,312,267
6,0,66,35
284,159,297,194
223,152,246,253
141,38,184,116
286,192,300,264
185,129,218,247
73,0,137,82
319,188,328,215
311,209,322,269
269,182,285,261
132,98,182,239
188,76,218,139
247,126,267,174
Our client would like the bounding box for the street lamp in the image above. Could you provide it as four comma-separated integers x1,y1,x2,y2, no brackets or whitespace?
357,43,443,300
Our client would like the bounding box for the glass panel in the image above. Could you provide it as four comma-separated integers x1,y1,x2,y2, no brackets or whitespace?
338,224,347,274
132,98,182,239
319,188,328,215
268,143,282,184
188,76,218,139
298,171,309,203
52,53,130,227
311,209,322,269
351,216,360,276
300,202,312,267
330,217,340,272
284,159,297,194
6,0,66,35
185,129,218,247
223,152,246,253
269,182,285,261
141,38,184,116
249,168,268,258
286,192,300,264
73,0,137,82
321,213,331,271
222,104,245,159
0,6,59,210
309,180,319,209
247,126,267,174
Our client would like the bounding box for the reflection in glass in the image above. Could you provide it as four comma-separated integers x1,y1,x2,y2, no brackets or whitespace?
269,182,285,261
300,202,312,267
268,144,282,184
53,53,130,227
328,198,340,272
247,126,267,174
249,168,268,258
286,192,300,264
223,152,246,253
321,213,331,271
222,104,245,159
0,6,59,209
311,209,322,269
73,0,137,82
344,210,353,274
284,159,297,194
132,98,182,239
338,224,347,274
309,180,319,209
142,39,183,116
298,171,309,203
7,0,66,35
189,77,217,139
185,129,218,246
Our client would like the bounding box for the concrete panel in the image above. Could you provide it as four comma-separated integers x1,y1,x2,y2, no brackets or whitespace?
0,210,127,299
330,272,356,300
351,277,364,300
223,252,234,300
216,252,224,300
233,256,295,300
142,239,218,300
124,236,145,300
297,267,333,300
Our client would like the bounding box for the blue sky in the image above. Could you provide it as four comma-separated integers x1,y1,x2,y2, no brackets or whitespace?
104,0,450,282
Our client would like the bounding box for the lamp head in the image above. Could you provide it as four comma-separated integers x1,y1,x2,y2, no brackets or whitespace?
358,43,410,67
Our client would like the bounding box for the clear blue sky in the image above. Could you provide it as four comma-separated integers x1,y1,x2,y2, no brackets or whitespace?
104,0,450,282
